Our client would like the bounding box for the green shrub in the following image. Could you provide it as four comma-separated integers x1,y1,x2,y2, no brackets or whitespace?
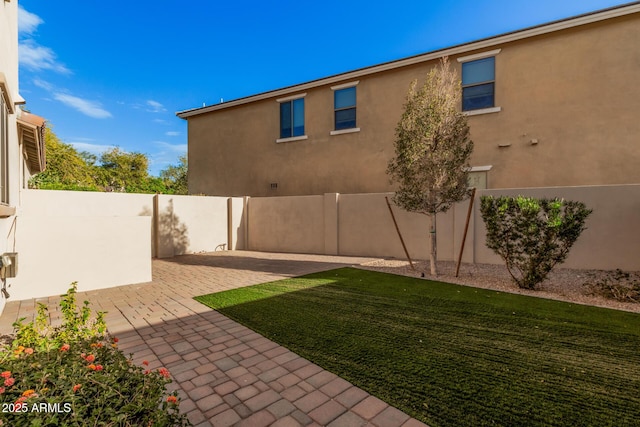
584,269,640,303
480,196,592,290
0,284,191,426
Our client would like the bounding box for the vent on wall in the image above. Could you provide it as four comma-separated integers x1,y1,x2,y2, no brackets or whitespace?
270,183,278,189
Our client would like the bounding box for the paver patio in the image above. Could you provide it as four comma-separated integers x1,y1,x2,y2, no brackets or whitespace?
0,251,429,427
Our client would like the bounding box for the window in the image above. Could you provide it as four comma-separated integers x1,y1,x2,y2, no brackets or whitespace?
279,97,305,139
334,86,356,130
461,57,495,111
0,88,9,204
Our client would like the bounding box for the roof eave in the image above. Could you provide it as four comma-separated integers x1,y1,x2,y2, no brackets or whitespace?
176,1,640,119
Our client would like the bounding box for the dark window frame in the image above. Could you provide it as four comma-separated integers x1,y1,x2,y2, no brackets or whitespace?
279,97,305,139
334,86,357,131
461,57,496,111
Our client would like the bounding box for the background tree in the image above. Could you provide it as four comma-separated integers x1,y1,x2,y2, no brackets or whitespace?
387,57,473,275
30,126,187,194
97,148,153,192
29,127,99,191
160,155,188,195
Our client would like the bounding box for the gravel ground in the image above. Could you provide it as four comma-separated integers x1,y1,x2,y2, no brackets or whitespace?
358,259,640,313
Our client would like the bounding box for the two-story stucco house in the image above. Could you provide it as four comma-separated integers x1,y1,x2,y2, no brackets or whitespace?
178,3,640,197
0,0,46,314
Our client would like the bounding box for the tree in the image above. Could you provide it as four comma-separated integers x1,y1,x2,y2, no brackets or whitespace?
97,148,153,193
29,127,99,191
160,155,188,195
387,57,474,275
30,124,179,194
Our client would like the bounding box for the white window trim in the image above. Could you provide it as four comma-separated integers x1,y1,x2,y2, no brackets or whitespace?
463,106,501,116
276,135,308,144
330,128,360,136
457,49,501,63
0,73,15,114
468,165,493,172
276,93,306,103
331,81,359,91
277,94,306,142
459,50,501,114
332,82,359,132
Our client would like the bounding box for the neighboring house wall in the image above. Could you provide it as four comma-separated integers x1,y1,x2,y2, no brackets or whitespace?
181,5,640,197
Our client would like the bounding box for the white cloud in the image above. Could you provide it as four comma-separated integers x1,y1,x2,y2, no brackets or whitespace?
154,141,187,153
33,79,111,119
18,6,43,35
19,40,70,74
69,142,116,155
53,93,112,119
68,137,96,142
146,100,166,113
18,7,69,74
147,141,187,175
165,131,180,137
33,78,54,91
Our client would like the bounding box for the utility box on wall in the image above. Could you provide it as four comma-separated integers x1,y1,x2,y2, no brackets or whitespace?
1,252,17,278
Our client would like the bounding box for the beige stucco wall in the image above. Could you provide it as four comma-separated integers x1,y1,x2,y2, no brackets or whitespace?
468,14,640,189
338,193,428,259
474,185,640,271
20,189,155,216
0,0,24,203
0,0,27,314
228,196,248,250
5,190,244,301
247,195,325,254
8,215,152,301
0,3,18,88
6,183,637,301
247,192,467,264
156,194,230,258
10,190,154,300
338,193,473,264
244,185,640,272
187,12,640,197
20,189,241,258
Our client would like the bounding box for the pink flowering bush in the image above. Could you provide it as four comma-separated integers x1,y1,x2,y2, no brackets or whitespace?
0,284,190,426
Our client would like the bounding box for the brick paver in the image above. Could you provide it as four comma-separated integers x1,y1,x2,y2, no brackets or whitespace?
0,251,429,426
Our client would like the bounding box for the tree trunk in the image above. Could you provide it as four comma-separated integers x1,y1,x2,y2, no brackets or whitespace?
429,213,437,275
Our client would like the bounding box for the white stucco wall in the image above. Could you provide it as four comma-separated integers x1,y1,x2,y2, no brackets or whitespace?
8,190,154,300
156,194,230,258
7,215,152,300
5,190,241,300
0,0,23,314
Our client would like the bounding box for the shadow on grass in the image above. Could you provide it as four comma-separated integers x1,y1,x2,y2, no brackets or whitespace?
195,267,640,427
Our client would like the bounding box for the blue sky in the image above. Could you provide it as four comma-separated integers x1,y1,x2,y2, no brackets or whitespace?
18,0,631,176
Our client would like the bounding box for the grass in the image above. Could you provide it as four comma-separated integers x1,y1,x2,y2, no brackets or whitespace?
194,267,640,427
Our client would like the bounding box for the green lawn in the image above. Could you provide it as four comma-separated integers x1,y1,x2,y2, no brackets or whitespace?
194,267,640,427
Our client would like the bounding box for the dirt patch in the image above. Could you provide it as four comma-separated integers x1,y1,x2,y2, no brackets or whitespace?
358,259,640,313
